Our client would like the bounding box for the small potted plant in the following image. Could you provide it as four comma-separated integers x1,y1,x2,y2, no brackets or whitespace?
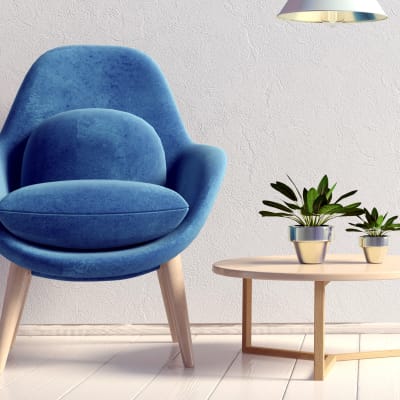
346,207,400,264
259,175,363,264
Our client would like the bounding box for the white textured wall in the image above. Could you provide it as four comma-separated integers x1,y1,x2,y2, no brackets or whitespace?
1,0,400,325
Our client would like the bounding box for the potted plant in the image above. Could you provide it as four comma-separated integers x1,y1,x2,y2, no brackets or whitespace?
346,207,400,263
259,175,363,264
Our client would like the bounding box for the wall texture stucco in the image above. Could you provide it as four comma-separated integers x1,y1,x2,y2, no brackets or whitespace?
0,0,399,325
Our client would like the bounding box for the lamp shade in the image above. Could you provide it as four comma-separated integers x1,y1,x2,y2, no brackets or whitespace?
278,0,387,22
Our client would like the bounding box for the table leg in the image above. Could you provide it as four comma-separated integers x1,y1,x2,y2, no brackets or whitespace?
242,278,252,350
314,281,327,380
238,276,398,381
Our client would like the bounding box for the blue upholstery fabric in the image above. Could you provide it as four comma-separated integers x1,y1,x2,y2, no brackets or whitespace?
0,46,227,281
22,109,167,186
0,46,191,197
0,180,188,250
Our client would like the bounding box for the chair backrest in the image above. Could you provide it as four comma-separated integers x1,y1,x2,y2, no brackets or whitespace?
0,46,191,191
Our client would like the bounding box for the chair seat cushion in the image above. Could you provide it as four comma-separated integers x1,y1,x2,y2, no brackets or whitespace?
0,180,189,250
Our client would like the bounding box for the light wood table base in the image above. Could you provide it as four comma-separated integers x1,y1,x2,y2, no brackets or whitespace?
242,278,400,380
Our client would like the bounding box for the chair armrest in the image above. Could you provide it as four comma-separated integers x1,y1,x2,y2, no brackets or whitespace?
167,143,227,228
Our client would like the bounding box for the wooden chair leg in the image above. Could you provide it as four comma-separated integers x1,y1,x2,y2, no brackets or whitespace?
0,263,32,373
157,269,178,342
11,280,31,349
158,255,194,368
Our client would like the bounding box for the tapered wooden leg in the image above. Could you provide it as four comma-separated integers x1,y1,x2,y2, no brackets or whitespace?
0,263,32,372
314,281,326,380
10,278,31,349
157,269,178,342
158,255,194,367
242,278,252,351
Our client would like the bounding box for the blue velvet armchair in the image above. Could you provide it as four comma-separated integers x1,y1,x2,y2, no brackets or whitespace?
0,46,226,371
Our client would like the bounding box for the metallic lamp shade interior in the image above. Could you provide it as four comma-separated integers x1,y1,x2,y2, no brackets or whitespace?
278,0,387,22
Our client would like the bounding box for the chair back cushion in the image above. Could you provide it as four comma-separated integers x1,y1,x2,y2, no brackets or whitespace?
0,180,189,250
21,108,166,186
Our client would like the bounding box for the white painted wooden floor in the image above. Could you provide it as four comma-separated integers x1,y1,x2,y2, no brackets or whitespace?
1,333,400,399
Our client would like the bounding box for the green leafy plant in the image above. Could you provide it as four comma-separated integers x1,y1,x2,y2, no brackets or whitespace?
346,207,400,237
259,175,363,226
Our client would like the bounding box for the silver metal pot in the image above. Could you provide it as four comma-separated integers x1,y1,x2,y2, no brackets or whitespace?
289,226,333,264
359,236,388,264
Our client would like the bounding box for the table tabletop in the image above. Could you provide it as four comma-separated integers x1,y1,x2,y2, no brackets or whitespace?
212,254,400,282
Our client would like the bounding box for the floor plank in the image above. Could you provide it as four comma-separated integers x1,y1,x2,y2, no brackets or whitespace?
209,334,304,400
358,334,400,400
134,335,241,400
59,335,181,400
3,334,400,400
0,336,139,400
284,334,359,400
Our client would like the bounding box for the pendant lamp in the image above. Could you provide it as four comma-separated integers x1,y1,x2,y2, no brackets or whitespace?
278,0,387,23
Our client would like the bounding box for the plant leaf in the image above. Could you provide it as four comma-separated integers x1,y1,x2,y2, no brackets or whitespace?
349,222,367,228
346,209,365,216
325,183,337,202
376,215,384,227
317,175,329,195
306,188,318,214
319,204,343,215
271,182,297,201
346,228,362,232
302,188,308,207
384,216,398,227
262,200,293,213
334,190,358,204
284,201,301,210
313,194,327,214
259,211,294,218
286,175,302,199
343,202,362,210
364,208,374,224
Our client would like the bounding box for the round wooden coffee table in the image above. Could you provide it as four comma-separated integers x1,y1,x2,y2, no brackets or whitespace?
213,254,400,380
